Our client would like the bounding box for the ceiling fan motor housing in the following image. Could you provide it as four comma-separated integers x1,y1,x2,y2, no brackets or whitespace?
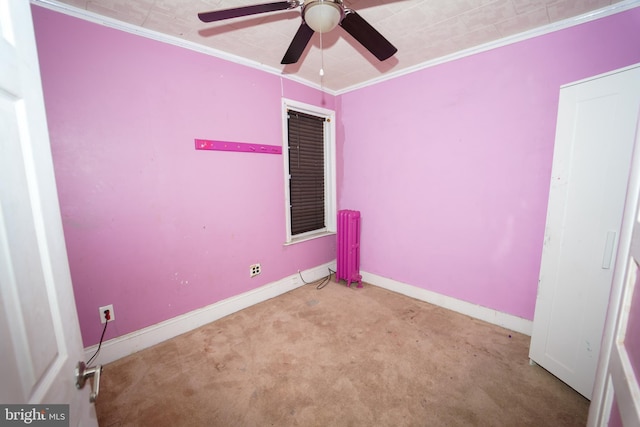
302,0,344,33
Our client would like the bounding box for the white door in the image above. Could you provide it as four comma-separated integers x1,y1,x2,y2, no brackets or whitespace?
529,65,640,399
588,106,640,426
0,1,97,425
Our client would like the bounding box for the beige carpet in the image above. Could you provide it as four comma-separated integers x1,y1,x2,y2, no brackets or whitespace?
96,280,589,426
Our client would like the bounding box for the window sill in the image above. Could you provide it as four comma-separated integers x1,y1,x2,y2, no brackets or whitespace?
284,230,336,246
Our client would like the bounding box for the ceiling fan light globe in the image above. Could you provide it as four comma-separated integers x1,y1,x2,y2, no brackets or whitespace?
303,0,342,33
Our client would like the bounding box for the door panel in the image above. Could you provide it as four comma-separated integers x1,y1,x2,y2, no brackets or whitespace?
0,1,97,424
530,65,640,399
0,90,60,398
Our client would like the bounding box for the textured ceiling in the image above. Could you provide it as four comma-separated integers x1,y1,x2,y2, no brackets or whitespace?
35,0,632,93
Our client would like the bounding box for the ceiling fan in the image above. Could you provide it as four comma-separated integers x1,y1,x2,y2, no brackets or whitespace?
198,0,397,65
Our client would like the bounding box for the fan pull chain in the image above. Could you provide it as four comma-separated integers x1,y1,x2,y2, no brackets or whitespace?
319,30,325,78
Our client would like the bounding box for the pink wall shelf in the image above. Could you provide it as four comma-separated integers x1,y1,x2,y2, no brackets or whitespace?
195,138,282,155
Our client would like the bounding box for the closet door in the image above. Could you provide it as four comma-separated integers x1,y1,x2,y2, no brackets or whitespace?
529,65,640,399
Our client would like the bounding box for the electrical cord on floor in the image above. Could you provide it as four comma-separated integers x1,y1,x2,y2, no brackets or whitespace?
299,267,335,290
87,311,109,366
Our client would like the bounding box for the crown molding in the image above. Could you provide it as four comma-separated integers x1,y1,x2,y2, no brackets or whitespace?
30,0,333,94
31,0,640,96
337,0,640,94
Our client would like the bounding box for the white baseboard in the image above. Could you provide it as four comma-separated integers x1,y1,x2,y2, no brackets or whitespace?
84,261,336,364
86,263,532,365
361,271,533,336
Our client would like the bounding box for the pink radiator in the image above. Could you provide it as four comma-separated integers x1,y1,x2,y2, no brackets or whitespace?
336,210,362,288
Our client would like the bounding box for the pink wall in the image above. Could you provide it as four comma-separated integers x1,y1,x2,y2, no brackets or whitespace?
339,8,640,320
33,4,640,347
609,398,622,427
32,6,336,347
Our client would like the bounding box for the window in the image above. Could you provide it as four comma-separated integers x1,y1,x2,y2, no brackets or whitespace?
282,99,336,244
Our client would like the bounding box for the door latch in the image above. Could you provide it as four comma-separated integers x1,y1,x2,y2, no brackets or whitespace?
75,361,102,403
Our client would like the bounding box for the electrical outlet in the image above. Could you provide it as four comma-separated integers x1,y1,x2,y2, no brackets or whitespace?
99,304,114,324
250,263,261,278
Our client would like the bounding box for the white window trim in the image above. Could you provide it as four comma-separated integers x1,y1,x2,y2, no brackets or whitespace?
282,98,336,245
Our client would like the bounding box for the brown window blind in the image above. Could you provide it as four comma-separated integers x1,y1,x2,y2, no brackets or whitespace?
287,109,326,235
